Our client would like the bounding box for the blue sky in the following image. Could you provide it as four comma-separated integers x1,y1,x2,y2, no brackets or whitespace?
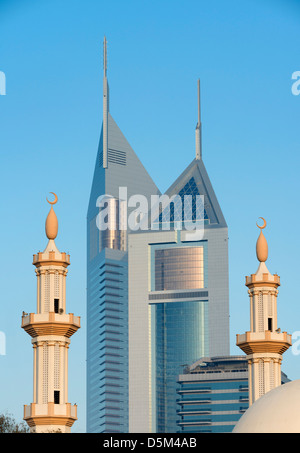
0,0,299,433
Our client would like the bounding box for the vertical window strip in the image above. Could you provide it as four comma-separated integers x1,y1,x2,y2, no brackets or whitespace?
54,343,60,391
44,273,50,313
43,343,48,403
258,293,264,332
54,272,59,298
258,360,264,398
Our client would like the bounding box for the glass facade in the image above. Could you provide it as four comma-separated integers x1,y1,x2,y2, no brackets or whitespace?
176,357,249,433
155,247,204,291
87,250,129,433
152,300,209,433
177,356,291,433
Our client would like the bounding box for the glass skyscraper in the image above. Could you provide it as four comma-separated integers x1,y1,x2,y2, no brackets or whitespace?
86,40,159,433
87,40,229,433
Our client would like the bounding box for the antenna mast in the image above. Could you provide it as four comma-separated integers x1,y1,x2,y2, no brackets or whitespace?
195,79,202,160
103,37,108,168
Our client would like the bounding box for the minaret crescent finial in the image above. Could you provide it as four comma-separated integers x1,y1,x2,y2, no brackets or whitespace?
195,79,202,160
45,192,58,240
46,192,58,205
256,217,268,262
256,217,267,230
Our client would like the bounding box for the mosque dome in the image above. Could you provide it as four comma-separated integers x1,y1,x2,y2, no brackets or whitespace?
233,380,300,433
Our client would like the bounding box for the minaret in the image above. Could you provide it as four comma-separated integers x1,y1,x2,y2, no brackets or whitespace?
22,193,80,433
236,218,292,406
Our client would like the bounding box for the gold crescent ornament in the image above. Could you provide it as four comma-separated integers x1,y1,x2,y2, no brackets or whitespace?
256,217,268,262
46,192,58,205
45,192,58,239
256,217,267,230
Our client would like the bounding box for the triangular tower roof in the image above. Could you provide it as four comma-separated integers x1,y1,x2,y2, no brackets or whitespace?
164,157,227,228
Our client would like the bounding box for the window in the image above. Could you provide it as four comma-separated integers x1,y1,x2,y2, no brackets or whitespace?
268,318,273,331
54,299,59,313
54,299,59,314
54,391,60,404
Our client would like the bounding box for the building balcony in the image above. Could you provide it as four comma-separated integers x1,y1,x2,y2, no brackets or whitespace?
33,250,70,267
24,402,77,430
21,312,80,338
236,330,292,355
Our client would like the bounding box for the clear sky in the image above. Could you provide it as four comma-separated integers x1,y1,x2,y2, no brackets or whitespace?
0,0,299,433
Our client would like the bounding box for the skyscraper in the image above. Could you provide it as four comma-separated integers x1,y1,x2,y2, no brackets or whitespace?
87,39,229,433
86,38,159,433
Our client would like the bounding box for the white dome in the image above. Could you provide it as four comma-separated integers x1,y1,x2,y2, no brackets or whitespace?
233,380,300,433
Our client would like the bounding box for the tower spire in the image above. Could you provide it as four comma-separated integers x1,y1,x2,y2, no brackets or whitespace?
103,36,109,168
195,79,202,160
103,35,107,78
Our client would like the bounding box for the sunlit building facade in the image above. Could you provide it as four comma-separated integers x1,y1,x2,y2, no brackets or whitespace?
128,158,229,432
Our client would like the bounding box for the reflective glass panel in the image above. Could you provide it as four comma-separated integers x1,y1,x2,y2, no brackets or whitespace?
155,247,204,290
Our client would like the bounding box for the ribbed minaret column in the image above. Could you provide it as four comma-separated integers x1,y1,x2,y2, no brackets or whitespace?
236,218,292,406
22,193,80,433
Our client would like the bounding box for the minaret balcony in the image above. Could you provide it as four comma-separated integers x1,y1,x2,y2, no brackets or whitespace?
21,312,80,338
24,402,77,429
236,330,292,355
